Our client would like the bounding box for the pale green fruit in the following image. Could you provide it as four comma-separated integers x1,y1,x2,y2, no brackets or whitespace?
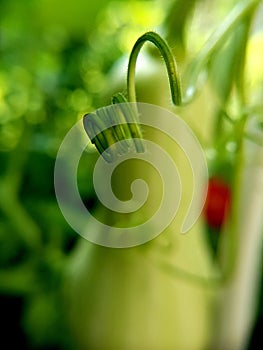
63,52,217,350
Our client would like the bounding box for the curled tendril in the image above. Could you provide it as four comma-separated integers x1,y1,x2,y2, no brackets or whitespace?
83,0,261,162
83,92,144,162
127,31,182,105
83,31,181,162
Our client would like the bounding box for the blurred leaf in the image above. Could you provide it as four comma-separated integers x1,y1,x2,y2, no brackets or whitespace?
209,18,252,104
165,0,197,57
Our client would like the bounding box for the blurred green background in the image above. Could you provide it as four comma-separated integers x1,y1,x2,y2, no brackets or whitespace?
0,0,262,349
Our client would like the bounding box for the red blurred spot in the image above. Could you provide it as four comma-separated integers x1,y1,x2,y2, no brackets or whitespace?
204,177,231,229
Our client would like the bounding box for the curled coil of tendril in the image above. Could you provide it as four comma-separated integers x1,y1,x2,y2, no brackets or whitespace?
83,93,144,163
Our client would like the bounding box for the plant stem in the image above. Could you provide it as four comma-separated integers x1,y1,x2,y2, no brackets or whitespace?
127,31,182,105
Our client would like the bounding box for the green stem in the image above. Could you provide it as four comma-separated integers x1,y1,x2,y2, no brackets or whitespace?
220,117,247,281
127,31,182,105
